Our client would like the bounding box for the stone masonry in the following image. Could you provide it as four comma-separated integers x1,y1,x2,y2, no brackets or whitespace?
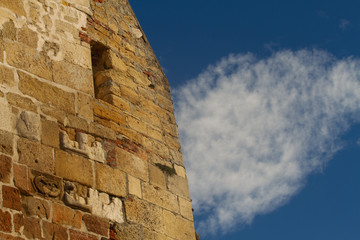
0,0,196,239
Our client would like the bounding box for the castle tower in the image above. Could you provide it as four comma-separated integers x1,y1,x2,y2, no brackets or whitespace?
0,0,195,239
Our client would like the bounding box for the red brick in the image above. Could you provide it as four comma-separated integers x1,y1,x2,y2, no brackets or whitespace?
14,214,42,239
83,214,109,236
2,185,21,210
13,163,31,193
0,154,11,183
69,229,98,240
0,209,12,232
52,203,82,228
43,221,68,240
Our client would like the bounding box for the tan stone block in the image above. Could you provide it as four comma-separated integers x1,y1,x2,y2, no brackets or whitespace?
67,114,88,131
179,197,194,221
0,129,13,155
124,198,163,232
1,20,16,41
0,101,15,133
102,94,131,112
157,93,174,112
143,228,173,240
163,122,179,138
106,123,143,144
21,196,50,219
0,0,26,16
139,87,156,101
116,147,148,181
163,210,195,240
41,119,60,148
77,92,93,121
40,105,67,124
17,26,38,49
127,68,151,86
141,97,175,123
95,163,126,197
18,72,75,114
109,50,128,72
133,108,161,128
128,175,142,198
18,138,55,174
52,203,82,229
149,164,166,189
0,154,11,183
0,41,3,63
52,60,93,94
62,41,92,69
167,174,190,199
121,85,140,105
142,182,179,213
55,150,93,186
6,93,37,112
89,122,116,140
165,135,181,151
55,20,79,40
0,65,15,87
142,136,170,159
0,90,3,97
128,116,147,135
5,42,52,80
113,223,143,239
174,164,186,178
147,126,163,142
13,164,31,193
93,101,127,125
43,222,68,240
96,80,122,99
169,148,185,166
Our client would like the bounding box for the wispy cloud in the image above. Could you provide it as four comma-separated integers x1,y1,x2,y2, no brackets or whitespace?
174,50,360,235
339,19,350,30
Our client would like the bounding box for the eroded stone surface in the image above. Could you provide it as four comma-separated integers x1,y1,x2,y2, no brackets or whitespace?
16,111,41,141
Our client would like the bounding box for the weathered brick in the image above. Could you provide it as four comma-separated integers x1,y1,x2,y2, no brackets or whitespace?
0,130,13,155
167,174,191,199
6,92,37,112
95,163,126,197
13,164,31,193
21,196,50,219
2,185,21,210
52,203,82,229
55,150,93,186
0,209,12,232
18,137,55,174
0,154,11,183
14,214,42,239
43,222,69,240
83,214,109,236
163,210,195,240
69,229,98,240
5,42,52,80
142,182,179,213
116,147,148,181
41,119,60,148
18,71,75,114
0,65,15,87
0,0,26,16
149,164,166,189
52,60,93,94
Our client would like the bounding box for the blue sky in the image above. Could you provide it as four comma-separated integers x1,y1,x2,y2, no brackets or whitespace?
131,1,360,239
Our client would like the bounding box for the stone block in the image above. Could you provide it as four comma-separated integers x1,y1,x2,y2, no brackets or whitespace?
69,229,98,240
21,196,50,219
18,137,55,174
83,214,109,236
61,41,92,69
42,222,68,240
18,71,75,114
149,164,166,189
157,93,174,112
143,227,173,240
163,210,195,240
0,233,25,240
41,119,60,148
52,203,82,229
67,114,89,131
113,223,143,240
0,64,15,87
41,105,67,124
89,122,116,140
116,147,148,181
13,164,31,193
121,86,140,105
167,174,191,199
0,101,14,133
2,185,21,210
14,214,42,239
165,134,181,151
5,42,52,80
133,108,162,129
174,164,186,178
93,101,127,125
142,136,170,159
179,197,194,221
102,94,131,113
0,0,26,16
6,92,37,112
0,209,12,232
142,182,179,213
52,60,93,94
0,154,11,183
16,111,41,141
128,175,142,198
17,26,38,49
95,163,126,197
55,150,93,186
0,130,13,155
77,92,93,120
124,198,163,232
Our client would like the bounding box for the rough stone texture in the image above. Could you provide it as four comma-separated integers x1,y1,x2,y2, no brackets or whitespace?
83,214,109,236
0,130,13,155
0,154,11,183
163,210,195,240
149,164,166,189
0,102,14,133
52,203,82,229
114,223,143,240
18,137,55,174
0,65,15,87
16,111,41,141
95,163,126,197
14,214,42,239
128,175,142,198
179,197,194,221
142,182,179,213
0,209,12,232
21,196,50,219
2,185,22,210
0,0,26,16
13,164,31,193
167,174,191,199
6,93,37,112
41,119,60,148
116,147,148,181
42,222,69,240
69,229,98,240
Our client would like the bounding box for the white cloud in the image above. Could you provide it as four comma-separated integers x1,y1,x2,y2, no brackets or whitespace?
174,50,360,235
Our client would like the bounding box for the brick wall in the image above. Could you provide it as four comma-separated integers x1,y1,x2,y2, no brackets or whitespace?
0,0,195,239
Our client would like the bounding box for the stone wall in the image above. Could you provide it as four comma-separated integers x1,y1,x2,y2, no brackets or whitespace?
0,0,195,239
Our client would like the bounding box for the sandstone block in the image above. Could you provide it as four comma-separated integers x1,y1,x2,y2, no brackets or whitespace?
41,105,67,124
179,197,194,221
18,71,75,114
133,108,162,128
143,227,173,240
113,223,143,240
165,134,181,151
69,229,98,240
21,196,50,219
116,147,148,181
127,116,148,136
95,163,126,197
52,203,82,229
62,41,92,69
55,150,93,186
0,209,12,232
16,111,41,141
14,214,42,239
83,214,109,236
0,101,14,133
0,233,24,240
174,164,186,178
128,175,142,198
163,210,195,240
18,137,55,174
13,164,31,193
142,182,179,213
149,164,166,189
52,60,93,94
102,94,131,113
41,119,60,148
142,136,170,159
0,130,13,155
5,42,52,80
67,114,89,131
94,101,127,125
89,122,116,140
2,185,21,210
121,86,140,105
6,92,37,112
77,92,93,120
157,93,174,112
17,26,38,49
167,174,191,199
0,65,15,87
0,0,26,16
0,154,11,183
42,222,68,240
